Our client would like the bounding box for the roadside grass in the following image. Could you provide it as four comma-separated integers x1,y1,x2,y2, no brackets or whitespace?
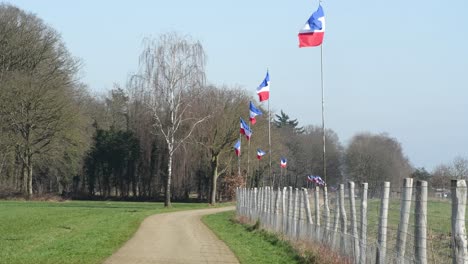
203,211,306,264
0,200,217,264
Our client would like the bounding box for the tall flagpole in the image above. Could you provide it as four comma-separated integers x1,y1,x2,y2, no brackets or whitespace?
268,74,272,187
238,134,241,178
320,32,327,185
247,121,251,188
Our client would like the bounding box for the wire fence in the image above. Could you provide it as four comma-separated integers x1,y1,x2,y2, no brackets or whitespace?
236,179,468,264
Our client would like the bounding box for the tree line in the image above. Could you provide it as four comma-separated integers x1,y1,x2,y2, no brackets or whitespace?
0,4,463,205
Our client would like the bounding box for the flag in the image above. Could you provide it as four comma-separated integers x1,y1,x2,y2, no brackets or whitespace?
249,101,263,125
240,118,252,140
280,157,287,168
257,148,266,160
298,5,325,48
307,175,325,186
256,71,270,102
234,140,241,156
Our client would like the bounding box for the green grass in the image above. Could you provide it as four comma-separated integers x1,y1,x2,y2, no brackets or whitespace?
0,200,214,264
330,198,454,262
203,211,302,264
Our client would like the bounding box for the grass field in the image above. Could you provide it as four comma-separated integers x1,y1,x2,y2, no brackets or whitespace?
0,200,214,264
203,211,302,264
319,196,454,262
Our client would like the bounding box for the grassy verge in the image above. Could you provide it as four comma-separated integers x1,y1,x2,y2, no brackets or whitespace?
203,211,304,264
0,200,216,264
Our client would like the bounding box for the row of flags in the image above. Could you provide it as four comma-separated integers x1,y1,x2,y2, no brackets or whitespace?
307,175,326,186
234,71,288,169
234,3,325,179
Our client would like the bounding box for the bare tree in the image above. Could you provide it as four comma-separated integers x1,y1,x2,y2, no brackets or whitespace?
0,4,86,197
192,86,249,204
135,33,209,207
345,132,412,195
451,156,468,180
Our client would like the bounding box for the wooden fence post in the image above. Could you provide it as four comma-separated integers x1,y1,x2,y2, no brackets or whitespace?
253,188,258,221
266,187,271,229
282,187,287,234
349,181,360,263
331,192,340,249
323,185,330,242
288,186,293,237
376,181,390,264
292,188,299,239
415,180,427,264
396,178,413,263
303,188,313,241
339,184,348,252
236,187,239,216
275,188,281,232
360,183,368,264
451,179,468,264
297,188,303,239
315,186,321,226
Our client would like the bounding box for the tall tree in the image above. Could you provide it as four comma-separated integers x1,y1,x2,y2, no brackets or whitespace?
0,4,86,197
345,132,412,195
135,33,209,207
274,110,305,134
192,86,250,204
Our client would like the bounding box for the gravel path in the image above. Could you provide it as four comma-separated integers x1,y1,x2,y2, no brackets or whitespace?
104,206,239,264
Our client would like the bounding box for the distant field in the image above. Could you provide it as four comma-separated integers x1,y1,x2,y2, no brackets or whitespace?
0,200,213,264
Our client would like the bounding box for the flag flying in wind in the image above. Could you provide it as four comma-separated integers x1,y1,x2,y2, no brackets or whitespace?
307,175,325,186
240,118,252,140
249,101,263,125
298,5,325,47
256,71,270,102
280,157,287,168
234,140,241,156
257,148,266,160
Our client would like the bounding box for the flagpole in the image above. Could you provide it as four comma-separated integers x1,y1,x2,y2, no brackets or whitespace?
238,134,241,178
268,88,272,187
320,31,327,185
247,121,251,187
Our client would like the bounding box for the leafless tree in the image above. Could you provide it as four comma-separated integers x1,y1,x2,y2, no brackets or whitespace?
345,132,412,195
451,156,468,180
0,4,87,197
134,33,209,207
192,86,250,204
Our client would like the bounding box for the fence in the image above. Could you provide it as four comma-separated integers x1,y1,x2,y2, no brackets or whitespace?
236,179,468,264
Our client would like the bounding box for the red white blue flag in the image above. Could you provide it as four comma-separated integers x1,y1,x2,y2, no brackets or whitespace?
307,175,325,186
280,158,287,168
257,148,266,160
234,140,241,156
249,101,263,125
298,5,325,48
240,118,252,140
256,71,270,102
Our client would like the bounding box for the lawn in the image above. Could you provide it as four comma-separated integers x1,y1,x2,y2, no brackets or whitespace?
0,200,212,264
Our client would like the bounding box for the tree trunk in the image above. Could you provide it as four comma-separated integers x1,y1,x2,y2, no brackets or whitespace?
165,149,173,207
210,155,219,205
22,153,33,198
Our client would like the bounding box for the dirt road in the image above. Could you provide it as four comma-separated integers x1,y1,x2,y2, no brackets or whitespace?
104,206,239,264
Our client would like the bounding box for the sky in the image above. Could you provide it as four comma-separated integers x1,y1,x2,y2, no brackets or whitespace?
7,0,468,171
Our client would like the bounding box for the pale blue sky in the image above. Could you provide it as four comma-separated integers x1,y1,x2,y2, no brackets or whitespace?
7,0,468,170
